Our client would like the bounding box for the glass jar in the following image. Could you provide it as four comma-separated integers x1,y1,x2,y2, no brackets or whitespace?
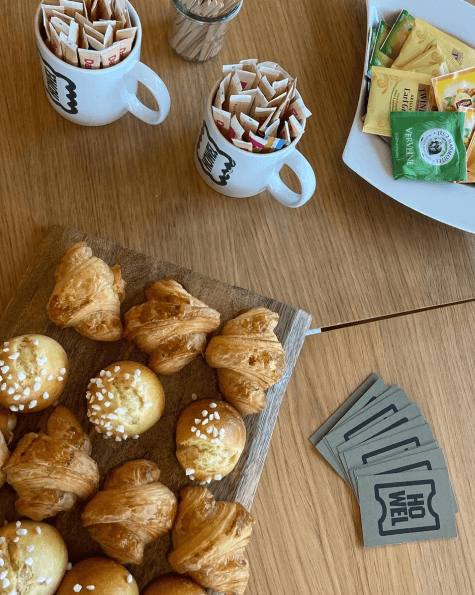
168,0,243,62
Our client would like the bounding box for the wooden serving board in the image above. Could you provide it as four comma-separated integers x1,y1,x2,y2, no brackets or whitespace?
0,226,312,592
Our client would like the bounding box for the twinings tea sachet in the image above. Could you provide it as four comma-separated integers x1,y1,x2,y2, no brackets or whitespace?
391,111,466,181
363,67,431,136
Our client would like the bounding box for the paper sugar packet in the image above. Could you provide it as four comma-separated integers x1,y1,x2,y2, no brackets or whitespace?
358,470,457,547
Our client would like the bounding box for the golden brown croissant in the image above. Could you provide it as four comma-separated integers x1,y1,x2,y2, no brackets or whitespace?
169,486,255,595
0,405,16,444
81,459,178,564
0,430,9,488
4,405,99,520
124,280,220,375
47,242,126,341
205,307,286,415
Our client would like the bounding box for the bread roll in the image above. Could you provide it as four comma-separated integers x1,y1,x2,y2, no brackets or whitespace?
176,398,246,482
86,362,165,441
0,430,9,488
0,520,68,595
81,460,177,564
0,406,16,444
56,557,139,595
0,334,69,413
143,575,206,595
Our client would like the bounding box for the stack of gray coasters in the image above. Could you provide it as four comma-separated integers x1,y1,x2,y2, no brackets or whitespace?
310,373,458,547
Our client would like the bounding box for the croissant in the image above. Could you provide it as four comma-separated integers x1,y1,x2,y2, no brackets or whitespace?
81,459,178,564
47,242,126,341
168,486,255,595
0,430,9,488
0,405,16,444
4,405,99,520
205,307,286,415
124,280,220,375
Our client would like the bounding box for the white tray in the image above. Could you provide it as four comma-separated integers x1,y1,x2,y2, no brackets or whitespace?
343,0,475,233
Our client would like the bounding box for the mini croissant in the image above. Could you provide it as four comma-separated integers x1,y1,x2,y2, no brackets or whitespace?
0,431,9,488
169,486,255,595
47,242,126,341
0,405,16,444
81,459,177,564
205,307,286,415
124,280,220,375
4,405,99,520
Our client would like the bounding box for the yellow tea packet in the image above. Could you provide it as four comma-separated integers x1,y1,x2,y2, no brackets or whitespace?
432,67,475,111
400,43,452,76
458,107,475,148
458,133,475,182
392,18,475,71
363,66,432,137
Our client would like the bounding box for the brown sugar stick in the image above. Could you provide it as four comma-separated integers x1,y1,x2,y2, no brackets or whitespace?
254,106,276,128
59,31,79,65
49,23,63,57
264,118,280,138
103,24,114,47
50,15,70,35
271,79,296,123
86,33,105,50
267,91,287,108
115,26,137,40
212,106,232,138
60,0,84,17
287,114,304,138
78,47,101,68
90,0,100,20
279,120,292,145
214,72,231,109
52,10,73,24
239,58,259,73
116,37,134,60
239,112,259,137
258,75,276,101
93,20,116,34
259,66,280,84
84,22,104,42
99,43,121,67
41,0,61,6
228,94,252,119
232,138,253,151
229,114,245,140
236,69,256,91
74,11,92,27
68,20,79,44
273,77,289,95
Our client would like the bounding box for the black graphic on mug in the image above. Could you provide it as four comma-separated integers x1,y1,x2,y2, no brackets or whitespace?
375,479,440,536
196,121,235,186
40,56,78,115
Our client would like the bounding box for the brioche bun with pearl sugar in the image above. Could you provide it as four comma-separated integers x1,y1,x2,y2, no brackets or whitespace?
176,398,246,482
0,334,69,413
56,557,139,595
86,361,164,441
0,520,68,595
143,575,206,595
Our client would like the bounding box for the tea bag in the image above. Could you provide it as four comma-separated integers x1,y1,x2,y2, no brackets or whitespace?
432,66,475,112
363,67,432,136
380,9,415,61
391,111,466,182
369,21,393,72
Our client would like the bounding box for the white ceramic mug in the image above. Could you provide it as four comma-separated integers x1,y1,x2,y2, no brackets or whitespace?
34,2,171,126
194,81,316,207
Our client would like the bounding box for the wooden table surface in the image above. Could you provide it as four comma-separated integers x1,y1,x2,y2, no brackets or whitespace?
1,0,475,593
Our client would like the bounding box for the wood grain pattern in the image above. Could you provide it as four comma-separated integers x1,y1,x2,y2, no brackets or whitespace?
248,301,475,595
0,226,311,591
2,0,475,329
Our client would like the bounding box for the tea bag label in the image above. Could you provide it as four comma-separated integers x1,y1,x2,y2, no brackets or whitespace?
196,121,236,186
419,129,456,165
40,55,78,114
375,479,439,535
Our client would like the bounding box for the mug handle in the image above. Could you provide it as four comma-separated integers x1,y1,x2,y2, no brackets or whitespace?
266,149,316,208
121,61,171,125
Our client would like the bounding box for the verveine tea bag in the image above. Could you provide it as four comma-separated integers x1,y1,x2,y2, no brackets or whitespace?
391,111,466,181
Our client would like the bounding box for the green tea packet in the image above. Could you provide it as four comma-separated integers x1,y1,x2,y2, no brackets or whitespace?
369,21,393,74
391,111,467,181
366,25,378,77
380,9,415,61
